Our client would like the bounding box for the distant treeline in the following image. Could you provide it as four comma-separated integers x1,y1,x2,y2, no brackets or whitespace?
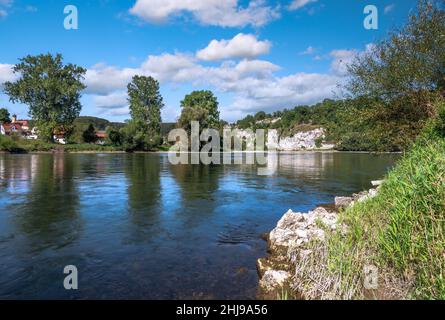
235,96,428,152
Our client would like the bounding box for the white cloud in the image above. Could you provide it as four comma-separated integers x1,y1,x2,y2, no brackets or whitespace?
83,44,373,121
384,4,395,14
196,33,271,61
93,92,128,110
84,64,139,95
300,46,315,55
330,49,357,76
141,53,205,82
288,0,317,11
0,0,12,17
0,63,17,87
129,0,279,27
227,72,340,114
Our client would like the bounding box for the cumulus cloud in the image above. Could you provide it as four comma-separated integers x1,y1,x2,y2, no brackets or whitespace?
93,92,128,110
129,0,279,27
330,49,358,76
83,42,374,120
227,72,340,114
141,53,205,82
196,33,271,61
84,51,345,120
84,63,139,95
0,63,18,87
288,0,317,11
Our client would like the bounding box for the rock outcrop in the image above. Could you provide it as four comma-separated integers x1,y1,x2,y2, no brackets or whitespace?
257,186,381,299
267,128,334,151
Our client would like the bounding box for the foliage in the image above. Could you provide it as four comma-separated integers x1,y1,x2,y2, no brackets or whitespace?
179,90,220,132
82,124,97,144
122,121,163,152
346,0,445,134
128,76,163,132
74,116,125,131
106,126,123,146
322,133,445,299
0,135,23,152
0,108,11,123
3,53,86,142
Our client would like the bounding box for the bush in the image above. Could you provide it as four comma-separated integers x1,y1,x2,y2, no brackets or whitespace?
82,124,97,144
0,135,23,152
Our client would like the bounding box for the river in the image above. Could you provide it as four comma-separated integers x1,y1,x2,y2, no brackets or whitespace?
0,152,398,299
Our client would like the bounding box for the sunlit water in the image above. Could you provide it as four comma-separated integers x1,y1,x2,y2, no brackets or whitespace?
0,152,398,299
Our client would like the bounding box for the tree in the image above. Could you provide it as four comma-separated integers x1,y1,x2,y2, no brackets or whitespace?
127,75,164,138
82,124,97,144
3,53,86,142
347,0,445,121
120,120,147,152
0,108,10,123
106,126,122,146
179,90,220,131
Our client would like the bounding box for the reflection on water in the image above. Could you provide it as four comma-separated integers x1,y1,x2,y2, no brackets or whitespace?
0,152,398,299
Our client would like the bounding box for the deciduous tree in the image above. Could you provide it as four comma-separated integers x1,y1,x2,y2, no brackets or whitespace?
3,53,86,142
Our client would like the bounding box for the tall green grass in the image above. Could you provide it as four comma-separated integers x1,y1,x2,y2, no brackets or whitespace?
327,135,445,299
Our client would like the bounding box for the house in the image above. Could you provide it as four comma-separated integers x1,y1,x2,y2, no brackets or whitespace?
53,129,67,145
11,115,30,131
0,114,34,138
1,123,23,136
95,131,107,145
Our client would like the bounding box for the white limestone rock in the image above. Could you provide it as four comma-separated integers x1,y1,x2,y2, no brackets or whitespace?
259,270,291,292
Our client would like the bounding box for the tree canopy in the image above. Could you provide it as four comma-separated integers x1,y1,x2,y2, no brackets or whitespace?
347,0,445,118
0,108,10,123
128,75,164,135
178,90,220,132
3,53,86,141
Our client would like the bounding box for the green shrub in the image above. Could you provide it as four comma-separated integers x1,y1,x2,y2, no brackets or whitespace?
0,135,23,152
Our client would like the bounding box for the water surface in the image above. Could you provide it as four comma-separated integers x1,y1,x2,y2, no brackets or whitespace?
0,152,398,299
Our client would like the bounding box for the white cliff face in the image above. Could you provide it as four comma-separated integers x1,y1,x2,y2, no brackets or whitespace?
226,127,335,151
268,128,334,151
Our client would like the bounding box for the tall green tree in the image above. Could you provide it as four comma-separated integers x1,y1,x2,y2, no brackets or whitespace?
127,75,164,136
346,0,445,122
3,53,86,142
178,90,220,132
0,108,10,123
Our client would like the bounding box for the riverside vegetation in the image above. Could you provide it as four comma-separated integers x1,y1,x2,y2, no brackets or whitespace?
1,0,444,301
258,0,445,300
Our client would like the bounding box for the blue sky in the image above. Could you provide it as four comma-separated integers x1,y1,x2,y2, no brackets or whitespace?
0,0,418,123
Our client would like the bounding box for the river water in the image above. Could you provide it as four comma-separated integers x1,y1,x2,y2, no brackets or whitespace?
0,152,398,299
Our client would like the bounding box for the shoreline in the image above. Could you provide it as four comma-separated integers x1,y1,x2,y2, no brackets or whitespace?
0,149,403,155
256,182,382,300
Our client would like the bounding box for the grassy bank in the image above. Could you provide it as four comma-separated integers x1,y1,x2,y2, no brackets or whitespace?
0,135,173,153
0,135,122,153
293,134,445,299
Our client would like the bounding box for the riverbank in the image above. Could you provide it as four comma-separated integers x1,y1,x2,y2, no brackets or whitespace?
257,135,445,300
256,183,386,300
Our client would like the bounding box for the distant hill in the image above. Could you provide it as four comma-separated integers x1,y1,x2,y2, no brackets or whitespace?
74,116,125,131
75,117,176,136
